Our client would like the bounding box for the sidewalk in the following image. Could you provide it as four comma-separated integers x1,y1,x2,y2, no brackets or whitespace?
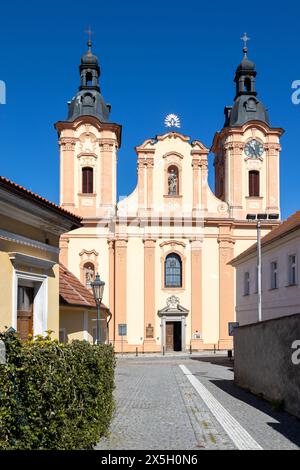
115,350,230,360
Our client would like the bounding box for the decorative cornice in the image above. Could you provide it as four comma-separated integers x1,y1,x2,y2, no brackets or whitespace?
217,236,236,246
59,138,77,150
156,132,190,143
159,240,186,248
77,152,97,160
162,151,184,160
79,249,99,257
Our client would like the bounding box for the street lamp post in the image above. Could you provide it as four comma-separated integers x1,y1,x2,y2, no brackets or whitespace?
91,273,105,344
247,213,279,323
257,219,262,322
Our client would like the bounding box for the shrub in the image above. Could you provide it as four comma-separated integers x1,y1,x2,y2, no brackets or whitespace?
0,330,115,449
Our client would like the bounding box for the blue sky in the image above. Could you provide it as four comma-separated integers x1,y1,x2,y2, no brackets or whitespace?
0,0,299,219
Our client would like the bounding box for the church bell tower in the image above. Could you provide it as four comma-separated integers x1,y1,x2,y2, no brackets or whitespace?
55,38,122,219
212,35,284,220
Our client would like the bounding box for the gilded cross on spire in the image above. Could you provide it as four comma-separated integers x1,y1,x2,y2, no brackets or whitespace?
85,26,94,52
85,26,94,42
240,32,250,51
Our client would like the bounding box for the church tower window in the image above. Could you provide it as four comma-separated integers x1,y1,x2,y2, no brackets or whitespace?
165,253,182,288
249,170,260,197
82,167,93,194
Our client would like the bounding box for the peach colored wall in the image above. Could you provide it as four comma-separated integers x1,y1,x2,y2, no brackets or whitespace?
212,122,282,220
58,121,119,218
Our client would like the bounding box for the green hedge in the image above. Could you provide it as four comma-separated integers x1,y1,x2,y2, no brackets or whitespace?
0,330,115,449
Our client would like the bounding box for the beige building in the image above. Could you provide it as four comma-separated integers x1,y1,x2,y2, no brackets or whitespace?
57,40,283,352
0,176,81,340
231,210,300,325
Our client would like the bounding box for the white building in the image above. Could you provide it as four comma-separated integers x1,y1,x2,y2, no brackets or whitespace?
231,210,300,325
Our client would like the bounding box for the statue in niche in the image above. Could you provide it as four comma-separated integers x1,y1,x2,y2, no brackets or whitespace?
168,166,178,195
84,263,95,287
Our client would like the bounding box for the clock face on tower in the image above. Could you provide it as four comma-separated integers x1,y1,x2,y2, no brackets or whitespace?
244,139,264,158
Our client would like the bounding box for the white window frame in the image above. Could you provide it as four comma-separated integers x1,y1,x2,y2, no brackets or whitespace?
12,270,48,337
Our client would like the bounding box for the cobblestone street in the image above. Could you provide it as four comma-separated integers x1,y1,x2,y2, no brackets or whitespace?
96,355,300,450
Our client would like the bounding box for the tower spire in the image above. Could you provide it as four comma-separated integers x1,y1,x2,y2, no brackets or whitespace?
66,36,112,123
223,35,269,127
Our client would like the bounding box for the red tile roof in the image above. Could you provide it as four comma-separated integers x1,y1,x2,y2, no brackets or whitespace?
231,210,300,264
0,176,82,224
59,264,108,310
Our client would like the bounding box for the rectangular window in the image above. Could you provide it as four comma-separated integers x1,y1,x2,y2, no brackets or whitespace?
271,261,278,289
244,272,250,296
288,254,297,286
249,171,260,197
82,167,93,194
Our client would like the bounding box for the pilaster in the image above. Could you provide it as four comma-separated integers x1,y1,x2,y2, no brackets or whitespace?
114,238,128,351
143,238,156,350
190,239,203,350
218,225,235,350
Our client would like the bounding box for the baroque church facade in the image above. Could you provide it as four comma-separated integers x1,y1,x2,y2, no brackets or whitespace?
57,39,283,352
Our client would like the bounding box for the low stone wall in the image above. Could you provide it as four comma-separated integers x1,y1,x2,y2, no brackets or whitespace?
234,313,300,418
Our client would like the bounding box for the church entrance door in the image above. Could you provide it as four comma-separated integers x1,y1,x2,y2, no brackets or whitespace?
166,321,182,352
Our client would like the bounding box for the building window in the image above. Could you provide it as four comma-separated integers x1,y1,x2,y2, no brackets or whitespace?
83,262,95,287
244,272,250,296
249,171,260,197
82,167,93,194
165,253,182,288
271,261,278,289
288,254,297,286
167,166,179,195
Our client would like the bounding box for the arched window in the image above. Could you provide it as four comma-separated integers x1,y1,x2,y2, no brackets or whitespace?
168,165,179,195
83,262,95,287
249,170,260,197
82,167,93,194
165,253,182,288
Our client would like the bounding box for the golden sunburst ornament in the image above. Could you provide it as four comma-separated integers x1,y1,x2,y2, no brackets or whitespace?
164,114,181,129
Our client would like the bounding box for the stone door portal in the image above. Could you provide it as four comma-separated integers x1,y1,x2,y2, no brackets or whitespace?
158,296,189,353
